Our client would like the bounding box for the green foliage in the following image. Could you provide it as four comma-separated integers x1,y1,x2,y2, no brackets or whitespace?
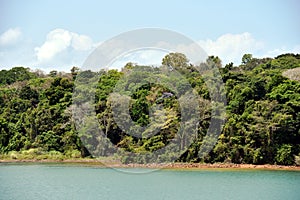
162,52,189,70
295,154,300,166
275,144,294,165
271,53,300,69
0,53,299,166
0,67,36,85
0,71,81,157
206,55,222,68
242,54,253,64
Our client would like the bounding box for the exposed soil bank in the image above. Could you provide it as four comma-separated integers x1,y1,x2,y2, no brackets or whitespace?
1,159,300,171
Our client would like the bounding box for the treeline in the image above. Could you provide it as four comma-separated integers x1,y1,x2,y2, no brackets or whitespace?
0,53,300,165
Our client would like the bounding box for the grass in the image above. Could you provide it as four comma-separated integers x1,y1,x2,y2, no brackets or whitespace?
0,148,81,161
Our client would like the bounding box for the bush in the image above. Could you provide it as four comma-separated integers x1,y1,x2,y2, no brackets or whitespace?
48,150,64,160
21,148,43,155
295,155,300,166
275,144,294,165
8,151,19,159
65,150,81,158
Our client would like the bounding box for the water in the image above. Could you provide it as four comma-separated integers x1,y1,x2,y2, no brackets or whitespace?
1,164,300,200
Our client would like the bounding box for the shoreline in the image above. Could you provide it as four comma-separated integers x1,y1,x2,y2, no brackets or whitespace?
1,159,300,171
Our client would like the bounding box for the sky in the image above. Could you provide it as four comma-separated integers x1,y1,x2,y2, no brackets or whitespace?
0,0,299,72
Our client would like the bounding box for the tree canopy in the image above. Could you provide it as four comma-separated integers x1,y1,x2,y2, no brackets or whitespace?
0,53,300,165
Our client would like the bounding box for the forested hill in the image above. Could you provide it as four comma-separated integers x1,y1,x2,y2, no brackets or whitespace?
0,53,300,165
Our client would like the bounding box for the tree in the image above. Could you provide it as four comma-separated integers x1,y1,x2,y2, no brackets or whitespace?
162,52,189,70
49,70,58,77
242,54,253,64
276,144,294,165
0,67,36,85
206,56,222,68
71,66,80,79
0,52,300,165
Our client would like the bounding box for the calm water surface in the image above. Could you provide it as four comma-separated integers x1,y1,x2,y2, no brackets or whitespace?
0,164,299,200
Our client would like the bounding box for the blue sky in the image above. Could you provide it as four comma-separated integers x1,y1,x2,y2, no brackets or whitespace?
0,0,299,72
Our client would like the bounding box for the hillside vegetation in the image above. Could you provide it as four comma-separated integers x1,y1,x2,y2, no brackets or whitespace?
0,53,299,165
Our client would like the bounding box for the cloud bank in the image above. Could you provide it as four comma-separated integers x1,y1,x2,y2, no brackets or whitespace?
34,29,94,67
0,28,299,72
0,28,22,46
198,32,264,65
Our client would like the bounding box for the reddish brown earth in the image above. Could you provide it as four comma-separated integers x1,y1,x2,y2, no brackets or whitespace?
1,159,300,171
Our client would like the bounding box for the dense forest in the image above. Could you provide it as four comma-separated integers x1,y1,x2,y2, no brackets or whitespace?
0,53,300,165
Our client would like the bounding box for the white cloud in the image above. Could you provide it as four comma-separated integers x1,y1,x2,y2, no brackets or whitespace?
198,32,264,65
2,29,299,73
154,41,207,65
0,28,22,46
264,45,300,58
109,49,168,70
71,34,93,51
34,28,94,63
35,29,72,62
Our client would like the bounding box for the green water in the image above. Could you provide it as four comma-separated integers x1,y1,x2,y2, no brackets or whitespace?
0,164,299,200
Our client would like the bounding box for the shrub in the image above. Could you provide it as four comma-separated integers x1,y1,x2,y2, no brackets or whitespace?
275,144,294,165
295,155,300,166
65,150,81,158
